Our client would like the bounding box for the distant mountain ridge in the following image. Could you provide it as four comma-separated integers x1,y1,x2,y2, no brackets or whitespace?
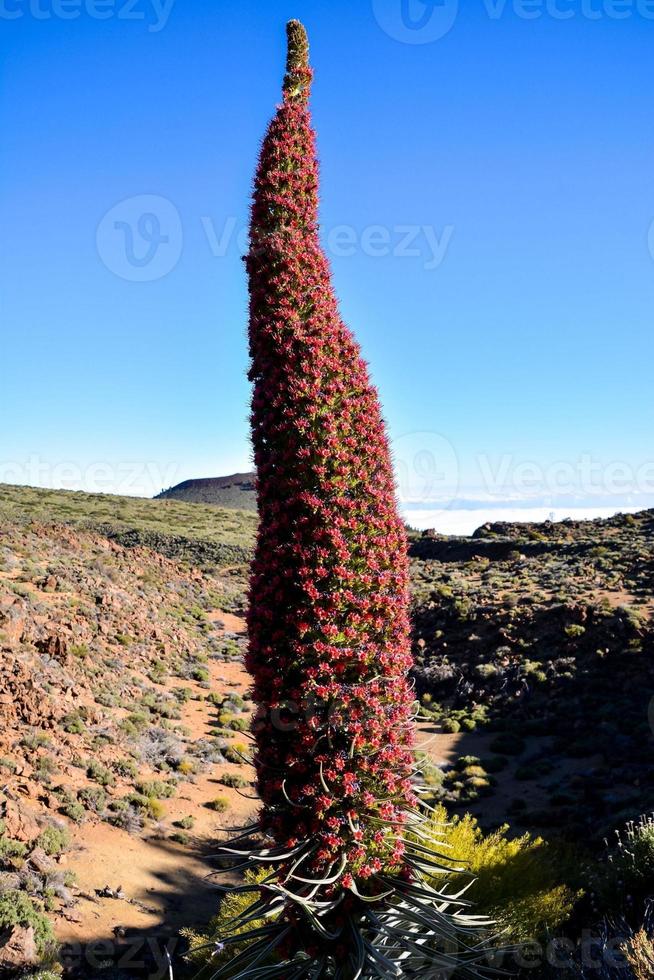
156,472,257,510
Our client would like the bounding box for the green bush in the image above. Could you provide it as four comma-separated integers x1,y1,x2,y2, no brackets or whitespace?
21,731,51,750
112,757,138,779
137,779,177,799
170,830,190,845
174,815,195,829
147,798,166,820
0,835,28,863
223,744,249,765
61,799,86,824
34,755,58,783
62,711,86,735
424,805,579,942
441,717,460,733
218,773,248,789
86,760,114,786
0,890,56,955
218,712,248,732
207,797,230,813
37,824,70,857
183,867,270,969
78,785,107,813
586,813,654,914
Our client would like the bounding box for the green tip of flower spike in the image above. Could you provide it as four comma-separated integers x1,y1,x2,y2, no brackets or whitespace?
283,19,311,101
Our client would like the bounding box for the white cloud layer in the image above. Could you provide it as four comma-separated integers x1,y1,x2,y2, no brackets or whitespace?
402,505,644,537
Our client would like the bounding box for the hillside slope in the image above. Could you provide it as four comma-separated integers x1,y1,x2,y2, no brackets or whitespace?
155,473,257,511
0,487,256,975
0,485,652,974
410,509,654,838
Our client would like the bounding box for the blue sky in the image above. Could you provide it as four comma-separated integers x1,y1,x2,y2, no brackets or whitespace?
2,0,653,530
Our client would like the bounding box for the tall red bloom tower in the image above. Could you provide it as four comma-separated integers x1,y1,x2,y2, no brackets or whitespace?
219,21,490,978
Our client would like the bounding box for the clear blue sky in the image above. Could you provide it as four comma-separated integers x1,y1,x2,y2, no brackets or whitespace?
2,0,653,526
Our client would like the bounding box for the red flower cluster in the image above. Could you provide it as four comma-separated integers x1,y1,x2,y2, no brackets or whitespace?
245,20,416,897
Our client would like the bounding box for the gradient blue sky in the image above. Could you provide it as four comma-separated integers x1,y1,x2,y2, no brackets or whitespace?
2,0,653,528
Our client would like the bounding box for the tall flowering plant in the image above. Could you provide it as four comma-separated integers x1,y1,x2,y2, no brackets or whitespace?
212,21,493,978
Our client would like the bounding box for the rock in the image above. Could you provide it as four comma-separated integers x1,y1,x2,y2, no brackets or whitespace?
0,607,26,647
35,632,68,664
0,925,37,969
2,799,41,842
59,906,81,923
50,879,74,903
29,846,55,874
0,873,22,893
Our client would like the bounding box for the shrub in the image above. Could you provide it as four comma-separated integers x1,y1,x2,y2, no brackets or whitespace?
78,785,107,813
0,890,56,956
176,758,195,775
223,744,248,765
37,824,70,857
170,831,190,845
62,712,86,735
0,835,28,864
136,779,177,799
86,760,114,786
218,773,248,789
588,813,654,915
217,712,248,732
61,799,86,824
622,914,654,979
112,757,138,779
146,798,166,821
184,867,269,968
442,717,461,733
425,805,579,942
34,755,58,782
206,797,230,813
174,815,195,829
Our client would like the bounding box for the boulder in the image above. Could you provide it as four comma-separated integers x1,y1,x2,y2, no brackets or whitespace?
29,846,55,874
1,799,41,843
35,632,68,664
0,925,37,970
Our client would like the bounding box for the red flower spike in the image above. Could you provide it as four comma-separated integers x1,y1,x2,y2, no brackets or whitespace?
214,20,494,978
245,22,415,882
